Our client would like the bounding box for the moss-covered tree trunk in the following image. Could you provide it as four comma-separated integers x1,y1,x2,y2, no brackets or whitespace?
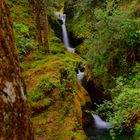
34,0,42,45
41,0,49,52
33,0,49,51
0,1,34,139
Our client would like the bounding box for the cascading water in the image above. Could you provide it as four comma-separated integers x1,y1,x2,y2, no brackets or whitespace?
85,111,132,140
84,111,113,140
60,14,75,53
85,111,112,130
91,113,112,129
77,68,84,83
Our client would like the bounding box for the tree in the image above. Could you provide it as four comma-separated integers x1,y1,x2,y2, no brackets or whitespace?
33,0,49,51
33,0,43,46
42,0,49,51
0,1,34,139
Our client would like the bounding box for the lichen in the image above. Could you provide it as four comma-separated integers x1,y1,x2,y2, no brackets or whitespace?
20,81,27,101
3,81,16,104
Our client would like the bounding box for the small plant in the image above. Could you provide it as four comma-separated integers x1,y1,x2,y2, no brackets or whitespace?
134,122,140,139
13,22,34,56
80,101,86,107
37,77,53,92
27,77,54,105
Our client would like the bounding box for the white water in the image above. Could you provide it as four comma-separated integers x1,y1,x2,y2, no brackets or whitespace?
91,113,112,129
55,12,63,18
77,68,84,83
60,14,75,53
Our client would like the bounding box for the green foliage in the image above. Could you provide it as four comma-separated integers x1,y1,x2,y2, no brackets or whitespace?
134,123,140,139
68,1,140,89
49,36,66,54
68,17,92,39
13,23,34,56
110,87,140,130
25,51,81,106
37,77,54,92
7,0,35,28
7,0,35,56
95,100,113,119
86,7,140,90
21,55,52,70
14,23,29,35
8,0,140,139
95,71,140,137
80,101,86,107
27,77,53,104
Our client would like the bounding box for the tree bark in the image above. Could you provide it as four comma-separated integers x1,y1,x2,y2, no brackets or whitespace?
41,0,49,52
0,1,34,139
33,0,49,51
34,0,42,45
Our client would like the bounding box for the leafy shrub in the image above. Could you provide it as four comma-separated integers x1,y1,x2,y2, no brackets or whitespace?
27,77,54,105
134,123,140,139
110,87,140,131
13,22,34,56
86,7,140,91
95,71,140,137
49,36,66,54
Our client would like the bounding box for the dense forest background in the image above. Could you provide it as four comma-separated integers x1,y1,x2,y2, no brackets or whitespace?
1,0,140,139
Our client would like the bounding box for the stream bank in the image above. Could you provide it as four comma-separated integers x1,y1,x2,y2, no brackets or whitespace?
22,48,91,139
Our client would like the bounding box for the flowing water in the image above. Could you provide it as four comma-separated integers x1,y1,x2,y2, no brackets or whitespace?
85,112,133,140
91,113,112,129
60,14,75,53
77,68,84,83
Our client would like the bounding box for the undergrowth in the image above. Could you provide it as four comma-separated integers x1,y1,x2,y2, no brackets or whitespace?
95,68,140,139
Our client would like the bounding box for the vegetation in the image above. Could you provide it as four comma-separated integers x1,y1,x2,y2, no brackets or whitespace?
2,0,140,139
65,0,140,139
0,1,34,139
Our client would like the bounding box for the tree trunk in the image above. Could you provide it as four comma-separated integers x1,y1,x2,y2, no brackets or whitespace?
33,0,49,51
41,0,49,52
0,1,34,139
34,0,42,46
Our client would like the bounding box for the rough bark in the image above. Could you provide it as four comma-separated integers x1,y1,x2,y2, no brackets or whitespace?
41,0,49,51
0,0,34,139
33,0,49,51
34,0,42,45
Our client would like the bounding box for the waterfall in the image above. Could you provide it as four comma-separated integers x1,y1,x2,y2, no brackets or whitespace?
77,68,84,83
60,14,75,53
91,113,112,129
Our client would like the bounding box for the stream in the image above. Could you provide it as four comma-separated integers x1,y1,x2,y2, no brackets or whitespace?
59,13,134,140
60,14,75,53
60,13,112,139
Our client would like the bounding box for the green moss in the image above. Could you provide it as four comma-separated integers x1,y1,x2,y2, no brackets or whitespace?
21,48,87,139
7,0,35,28
95,72,140,137
134,122,140,139
31,112,48,135
49,36,66,54
27,76,55,105
21,55,53,70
